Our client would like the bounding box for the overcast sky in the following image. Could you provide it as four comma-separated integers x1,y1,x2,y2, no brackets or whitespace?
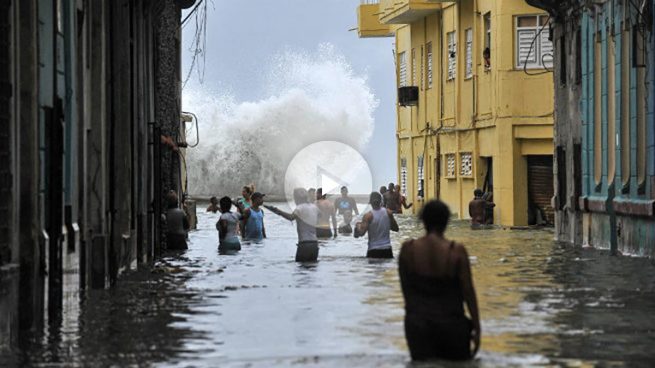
181,0,397,187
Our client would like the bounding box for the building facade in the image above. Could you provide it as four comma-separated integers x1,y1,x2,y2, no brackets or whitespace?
528,0,655,256
357,0,555,226
0,0,195,349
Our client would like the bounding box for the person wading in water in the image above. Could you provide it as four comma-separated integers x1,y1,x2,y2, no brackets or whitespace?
217,196,242,253
334,186,359,234
354,192,399,258
241,192,266,242
399,200,481,361
315,188,337,239
468,189,488,229
264,188,320,262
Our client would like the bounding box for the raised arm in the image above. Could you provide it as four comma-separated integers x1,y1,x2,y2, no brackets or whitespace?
458,245,481,357
263,205,295,221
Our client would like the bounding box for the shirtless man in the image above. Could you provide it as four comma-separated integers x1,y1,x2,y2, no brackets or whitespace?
315,188,337,238
468,189,487,228
334,186,359,234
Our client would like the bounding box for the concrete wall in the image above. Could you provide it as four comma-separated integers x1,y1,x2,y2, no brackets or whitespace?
0,0,192,350
367,0,555,226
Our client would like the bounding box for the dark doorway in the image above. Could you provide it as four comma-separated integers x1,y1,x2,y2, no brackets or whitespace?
527,155,554,225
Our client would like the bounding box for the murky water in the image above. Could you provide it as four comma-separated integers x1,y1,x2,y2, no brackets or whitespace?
2,203,655,367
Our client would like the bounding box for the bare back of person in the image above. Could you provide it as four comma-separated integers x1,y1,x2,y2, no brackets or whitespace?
316,199,334,228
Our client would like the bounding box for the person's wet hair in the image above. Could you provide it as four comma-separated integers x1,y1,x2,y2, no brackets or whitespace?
369,191,382,207
243,186,253,195
210,196,218,203
388,183,395,190
294,188,308,204
419,200,451,234
474,189,483,197
219,196,232,212
166,190,178,209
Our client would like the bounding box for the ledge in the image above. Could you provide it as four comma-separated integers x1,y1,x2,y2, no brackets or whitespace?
579,196,655,217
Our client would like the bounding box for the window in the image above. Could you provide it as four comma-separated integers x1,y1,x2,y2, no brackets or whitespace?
447,31,456,80
484,13,491,70
420,46,425,90
417,156,425,198
516,15,553,69
398,51,407,87
460,153,473,176
411,48,416,86
400,158,408,196
445,154,456,177
426,42,433,88
556,146,567,210
465,28,473,78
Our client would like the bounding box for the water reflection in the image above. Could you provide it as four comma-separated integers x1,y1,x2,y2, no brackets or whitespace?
1,203,654,367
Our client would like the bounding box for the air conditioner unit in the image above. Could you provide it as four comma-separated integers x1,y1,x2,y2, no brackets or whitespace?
398,86,419,107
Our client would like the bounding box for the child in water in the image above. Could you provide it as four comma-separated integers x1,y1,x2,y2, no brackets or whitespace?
217,196,242,253
242,192,266,241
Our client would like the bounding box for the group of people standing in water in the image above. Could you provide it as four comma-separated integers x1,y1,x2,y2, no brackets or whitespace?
201,183,480,361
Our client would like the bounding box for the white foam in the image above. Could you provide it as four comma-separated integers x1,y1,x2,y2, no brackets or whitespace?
183,44,378,197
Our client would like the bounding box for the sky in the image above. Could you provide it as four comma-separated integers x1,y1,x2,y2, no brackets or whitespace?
181,0,397,188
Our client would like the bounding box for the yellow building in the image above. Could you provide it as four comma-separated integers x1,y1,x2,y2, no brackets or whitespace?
357,0,554,226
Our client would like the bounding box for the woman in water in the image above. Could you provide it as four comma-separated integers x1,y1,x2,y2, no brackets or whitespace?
236,184,254,211
398,200,480,361
217,196,241,253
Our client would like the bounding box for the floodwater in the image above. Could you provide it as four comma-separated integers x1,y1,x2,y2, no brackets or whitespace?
2,202,655,367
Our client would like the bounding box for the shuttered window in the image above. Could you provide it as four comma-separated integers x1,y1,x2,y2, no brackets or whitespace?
411,48,416,86
400,158,408,196
465,28,473,78
417,155,424,198
426,42,433,88
447,31,456,80
516,15,553,69
399,51,407,87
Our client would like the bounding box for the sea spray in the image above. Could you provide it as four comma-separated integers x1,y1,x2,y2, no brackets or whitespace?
184,44,378,197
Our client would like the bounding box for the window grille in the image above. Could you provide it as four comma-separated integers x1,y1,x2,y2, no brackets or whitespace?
460,152,473,176
446,154,456,177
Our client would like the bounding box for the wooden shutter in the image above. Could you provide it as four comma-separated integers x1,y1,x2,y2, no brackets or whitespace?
518,29,537,67
465,29,473,77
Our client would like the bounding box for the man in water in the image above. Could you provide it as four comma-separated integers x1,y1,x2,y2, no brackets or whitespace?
307,188,317,204
379,186,388,207
217,196,242,253
354,192,399,258
265,188,320,262
165,191,189,250
468,189,487,228
315,188,337,238
384,183,400,213
242,192,266,241
206,196,220,213
334,186,359,234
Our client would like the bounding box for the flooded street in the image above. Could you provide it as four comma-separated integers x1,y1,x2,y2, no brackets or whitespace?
3,203,655,367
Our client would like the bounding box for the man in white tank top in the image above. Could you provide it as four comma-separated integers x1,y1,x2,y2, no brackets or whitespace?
264,188,320,262
354,192,399,258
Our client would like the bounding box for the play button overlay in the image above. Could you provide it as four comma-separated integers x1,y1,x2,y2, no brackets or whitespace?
284,141,372,219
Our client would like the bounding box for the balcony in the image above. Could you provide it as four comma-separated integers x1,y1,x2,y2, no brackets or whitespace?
379,0,447,24
357,2,394,38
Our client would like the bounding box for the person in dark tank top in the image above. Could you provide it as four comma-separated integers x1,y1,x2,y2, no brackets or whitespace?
399,200,481,361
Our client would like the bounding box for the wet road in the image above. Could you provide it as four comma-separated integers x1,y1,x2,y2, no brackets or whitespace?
3,203,655,367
